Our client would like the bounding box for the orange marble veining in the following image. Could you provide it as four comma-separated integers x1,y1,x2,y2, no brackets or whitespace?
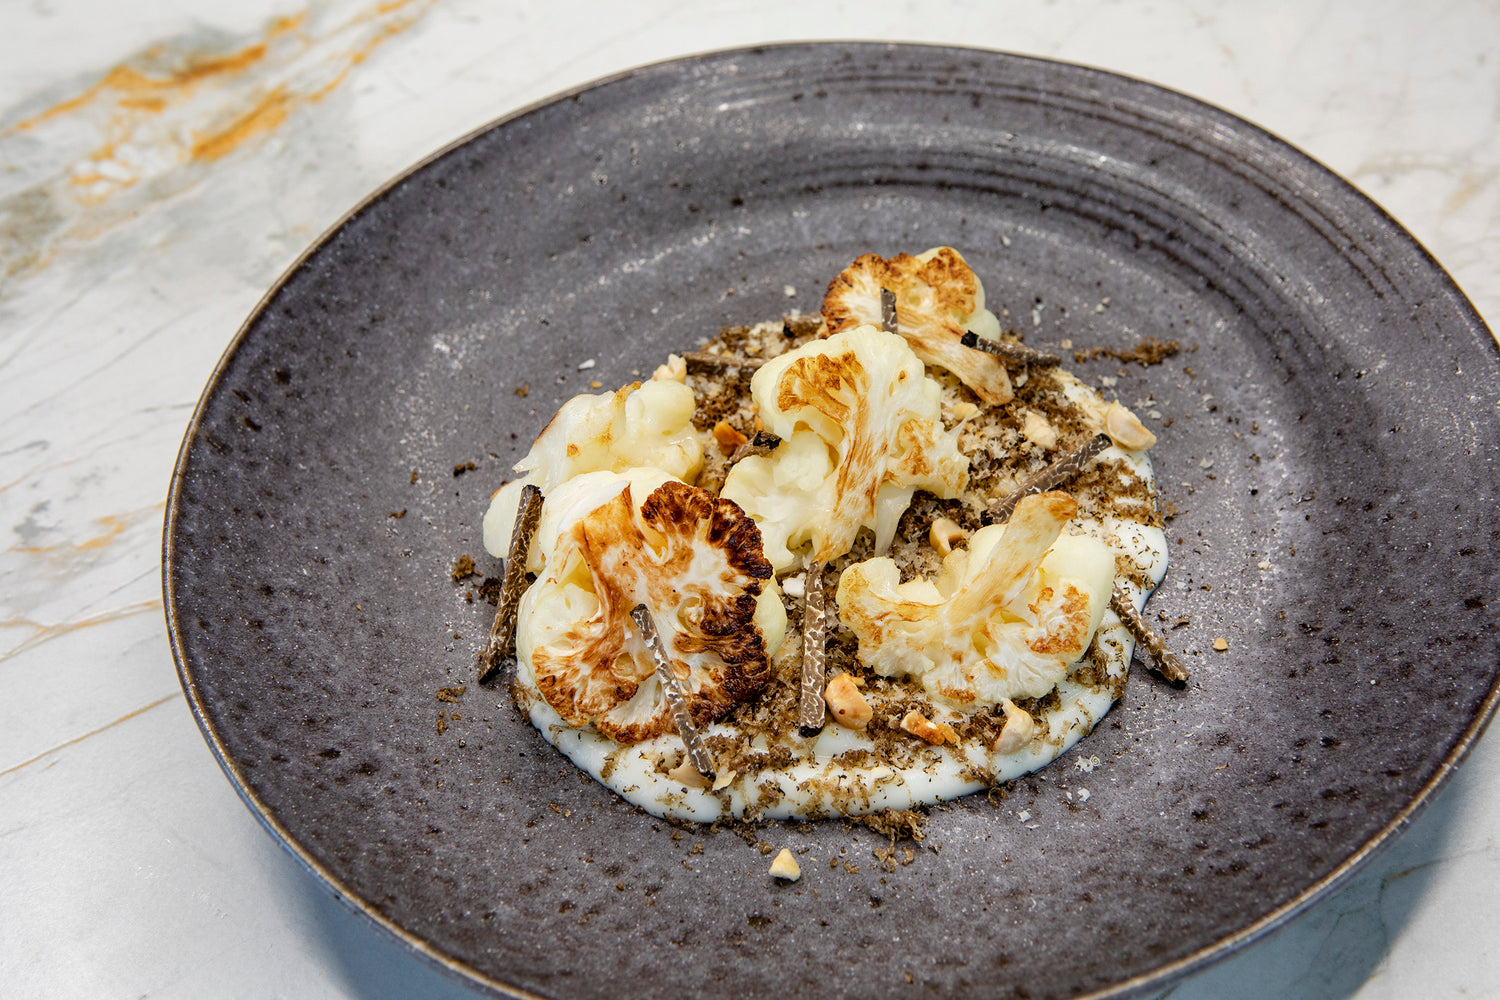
1443,169,1495,215
189,86,293,162
0,599,163,665
11,507,161,557
0,691,179,778
1,0,435,277
11,13,303,134
75,514,131,551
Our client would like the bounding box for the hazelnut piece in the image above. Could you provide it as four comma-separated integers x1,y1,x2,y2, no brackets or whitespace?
900,710,958,746
652,353,686,383
824,673,872,730
993,698,1036,755
712,420,749,455
667,756,712,789
1104,401,1156,451
769,848,801,881
928,517,966,558
1022,409,1059,450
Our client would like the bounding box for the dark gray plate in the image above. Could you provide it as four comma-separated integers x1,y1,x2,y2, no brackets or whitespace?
164,44,1500,1000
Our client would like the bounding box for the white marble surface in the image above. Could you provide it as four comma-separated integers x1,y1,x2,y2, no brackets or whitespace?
2,1,1497,997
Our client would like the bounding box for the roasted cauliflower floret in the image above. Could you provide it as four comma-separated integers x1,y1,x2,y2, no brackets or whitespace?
835,491,1115,708
483,379,704,562
515,469,786,744
719,325,968,573
822,247,1013,405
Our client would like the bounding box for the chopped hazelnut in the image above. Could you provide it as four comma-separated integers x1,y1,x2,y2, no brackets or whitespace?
1104,401,1156,451
769,848,801,881
1022,409,1059,450
652,353,687,382
667,757,712,789
928,517,966,557
993,698,1035,755
900,710,958,746
712,420,749,455
824,673,872,730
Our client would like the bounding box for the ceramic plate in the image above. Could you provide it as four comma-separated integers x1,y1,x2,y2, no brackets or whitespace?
164,44,1500,1000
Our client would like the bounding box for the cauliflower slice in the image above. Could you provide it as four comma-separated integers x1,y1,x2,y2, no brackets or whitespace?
516,468,786,744
483,379,704,562
822,247,1013,405
835,491,1115,708
719,325,968,573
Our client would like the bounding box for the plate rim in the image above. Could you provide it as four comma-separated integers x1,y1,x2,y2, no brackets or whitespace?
161,40,1500,1000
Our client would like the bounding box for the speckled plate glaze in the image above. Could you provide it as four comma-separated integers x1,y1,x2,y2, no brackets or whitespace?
164,44,1500,1000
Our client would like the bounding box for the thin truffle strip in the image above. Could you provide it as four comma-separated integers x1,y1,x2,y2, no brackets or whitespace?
727,430,780,466
879,287,898,334
984,433,1111,524
478,484,544,685
630,604,717,780
798,564,831,737
1109,583,1190,683
683,350,765,373
960,330,1062,367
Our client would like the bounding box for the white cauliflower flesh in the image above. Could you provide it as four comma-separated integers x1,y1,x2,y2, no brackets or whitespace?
835,491,1115,708
719,325,968,573
822,247,1013,405
483,379,704,560
515,468,786,744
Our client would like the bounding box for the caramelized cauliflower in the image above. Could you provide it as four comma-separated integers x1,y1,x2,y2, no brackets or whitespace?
483,379,704,562
823,247,1013,405
835,491,1115,708
719,325,968,573
515,468,786,743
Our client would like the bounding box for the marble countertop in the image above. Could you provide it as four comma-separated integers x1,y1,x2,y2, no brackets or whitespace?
3,1,1496,997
